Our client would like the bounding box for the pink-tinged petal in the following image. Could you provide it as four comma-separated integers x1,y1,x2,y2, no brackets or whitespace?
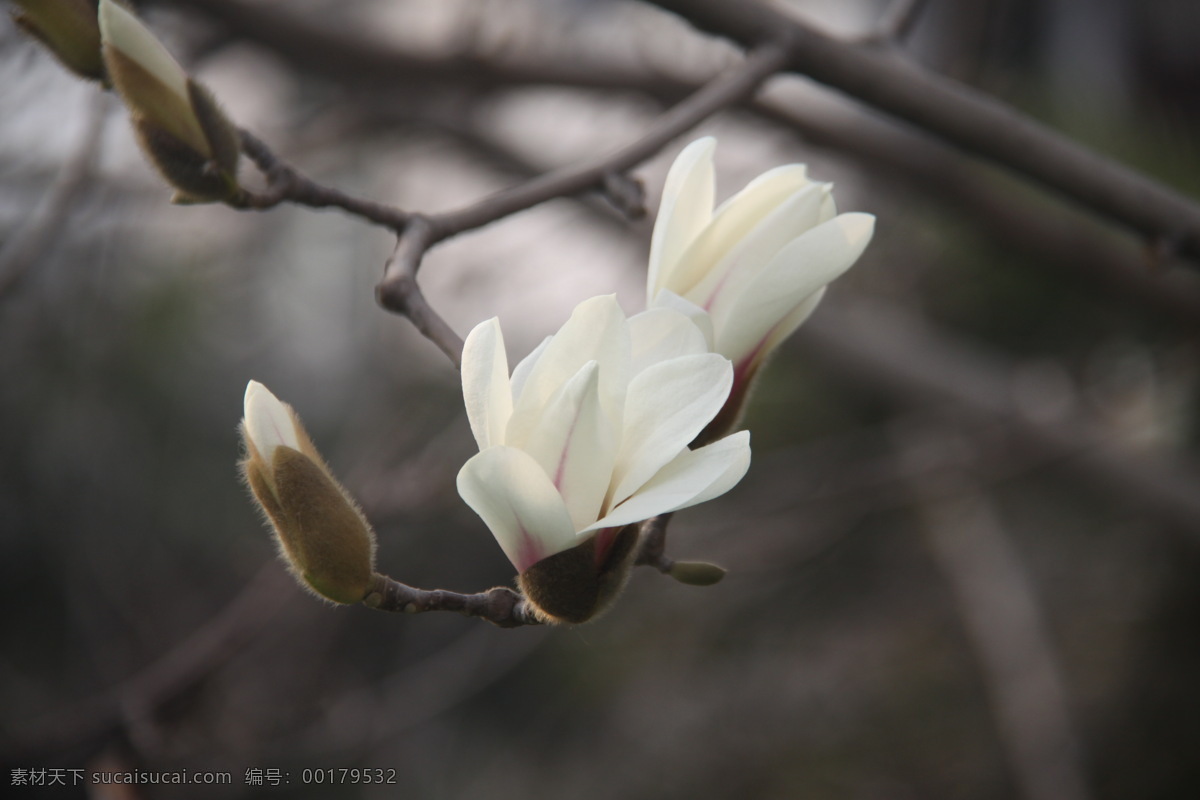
649,288,714,351
457,446,578,572
690,181,829,315
461,317,513,450
666,164,812,300
508,295,629,446
714,212,874,366
647,138,715,301
628,306,709,377
588,431,751,531
521,361,616,532
243,380,299,460
608,353,732,508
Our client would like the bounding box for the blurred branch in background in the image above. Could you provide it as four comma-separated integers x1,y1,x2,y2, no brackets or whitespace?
3,0,1200,797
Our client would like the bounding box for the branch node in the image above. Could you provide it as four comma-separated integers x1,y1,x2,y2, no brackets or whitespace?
601,171,647,219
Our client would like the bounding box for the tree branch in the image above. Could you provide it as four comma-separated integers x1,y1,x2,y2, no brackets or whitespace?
234,129,410,231
647,0,1200,266
362,573,542,628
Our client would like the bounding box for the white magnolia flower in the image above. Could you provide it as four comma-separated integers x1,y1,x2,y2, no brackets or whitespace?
648,137,875,382
456,294,750,620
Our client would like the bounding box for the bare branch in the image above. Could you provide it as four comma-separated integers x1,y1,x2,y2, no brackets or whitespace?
634,513,676,574
362,573,543,628
426,42,788,243
375,217,464,366
647,0,1200,267
234,129,410,231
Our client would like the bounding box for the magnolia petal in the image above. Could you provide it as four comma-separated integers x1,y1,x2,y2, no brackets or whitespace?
647,138,715,300
588,430,751,531
714,212,875,366
692,181,829,314
457,446,578,572
666,164,812,299
99,0,188,101
508,295,629,445
243,380,300,461
521,361,616,531
628,306,709,377
608,353,732,507
461,317,513,450
752,286,827,371
650,288,715,350
510,335,551,403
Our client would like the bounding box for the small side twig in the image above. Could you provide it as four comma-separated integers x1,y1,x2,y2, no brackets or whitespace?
234,129,410,231
634,513,676,574
363,573,543,628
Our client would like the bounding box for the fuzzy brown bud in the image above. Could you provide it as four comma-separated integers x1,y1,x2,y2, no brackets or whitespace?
241,381,376,604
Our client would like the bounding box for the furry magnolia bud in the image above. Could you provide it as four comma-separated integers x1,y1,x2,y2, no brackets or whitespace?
98,0,240,202
516,524,639,624
241,381,376,604
13,0,104,81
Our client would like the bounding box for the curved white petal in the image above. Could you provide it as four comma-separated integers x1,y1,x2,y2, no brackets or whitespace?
628,307,709,377
461,318,513,450
521,361,616,531
666,164,812,299
608,353,733,508
508,295,629,445
714,212,875,365
752,286,827,370
457,446,578,572
243,380,299,461
588,431,751,531
510,335,550,403
649,288,714,350
647,138,715,300
691,181,829,314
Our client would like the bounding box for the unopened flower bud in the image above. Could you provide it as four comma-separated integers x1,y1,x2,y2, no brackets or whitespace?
98,0,240,202
241,381,376,604
12,0,104,82
517,524,639,625
667,560,727,586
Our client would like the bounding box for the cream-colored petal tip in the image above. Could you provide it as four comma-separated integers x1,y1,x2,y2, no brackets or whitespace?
243,380,299,453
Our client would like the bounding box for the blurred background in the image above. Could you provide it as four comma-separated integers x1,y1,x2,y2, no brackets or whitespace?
3,0,1200,797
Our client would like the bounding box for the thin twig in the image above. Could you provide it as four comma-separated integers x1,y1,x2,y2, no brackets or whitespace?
362,573,542,628
234,129,410,231
374,216,464,366
634,513,675,574
373,43,787,358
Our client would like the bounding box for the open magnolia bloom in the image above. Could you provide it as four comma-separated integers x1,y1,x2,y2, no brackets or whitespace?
457,294,751,624
648,137,875,432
